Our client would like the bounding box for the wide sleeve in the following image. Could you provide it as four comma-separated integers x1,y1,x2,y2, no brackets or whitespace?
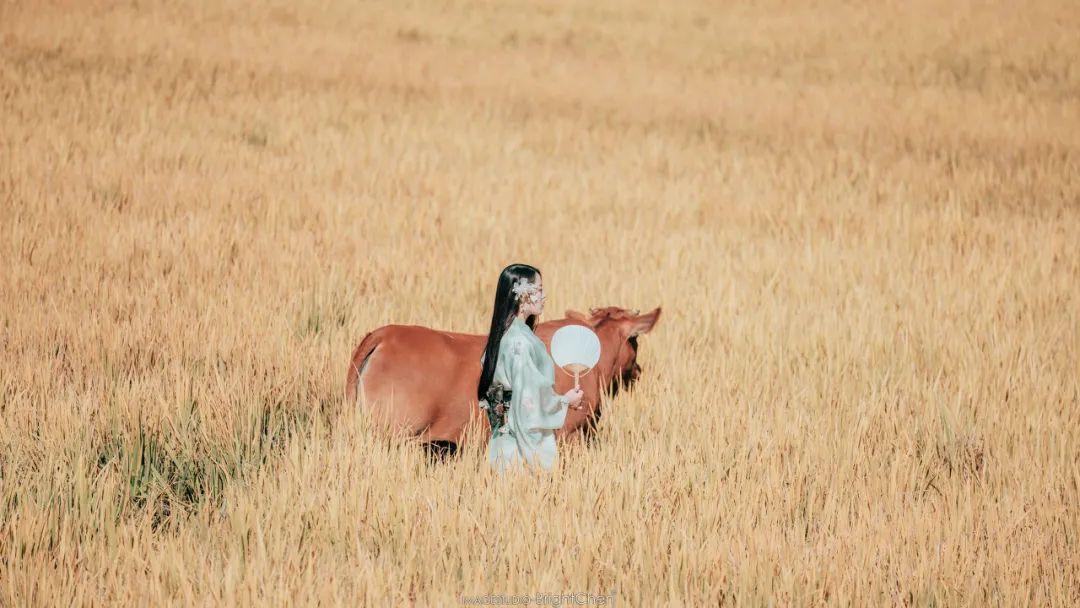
503,337,569,433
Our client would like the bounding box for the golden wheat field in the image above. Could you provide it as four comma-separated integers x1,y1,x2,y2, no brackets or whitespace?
2,0,1079,605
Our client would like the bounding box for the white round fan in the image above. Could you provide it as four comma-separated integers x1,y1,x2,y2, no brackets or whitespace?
550,324,601,389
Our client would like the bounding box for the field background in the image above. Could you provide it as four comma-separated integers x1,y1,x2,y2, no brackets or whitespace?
2,0,1079,605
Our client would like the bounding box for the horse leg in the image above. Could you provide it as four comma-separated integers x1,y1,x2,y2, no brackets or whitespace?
424,439,458,464
577,407,603,447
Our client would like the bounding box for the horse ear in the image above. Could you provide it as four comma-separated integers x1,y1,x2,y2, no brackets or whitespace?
566,309,601,328
566,309,588,322
627,307,661,337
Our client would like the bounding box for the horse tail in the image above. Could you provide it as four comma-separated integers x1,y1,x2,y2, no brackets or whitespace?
345,330,381,406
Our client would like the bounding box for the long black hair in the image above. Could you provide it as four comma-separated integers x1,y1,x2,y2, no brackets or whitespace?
477,263,541,402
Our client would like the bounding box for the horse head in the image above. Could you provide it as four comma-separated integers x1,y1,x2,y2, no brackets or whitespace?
564,305,662,395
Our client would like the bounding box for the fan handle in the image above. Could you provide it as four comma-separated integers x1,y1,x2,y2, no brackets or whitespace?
562,363,591,390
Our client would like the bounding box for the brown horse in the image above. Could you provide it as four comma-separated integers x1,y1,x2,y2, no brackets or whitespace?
344,306,661,456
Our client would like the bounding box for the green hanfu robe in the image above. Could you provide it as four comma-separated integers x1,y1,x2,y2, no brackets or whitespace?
479,316,570,473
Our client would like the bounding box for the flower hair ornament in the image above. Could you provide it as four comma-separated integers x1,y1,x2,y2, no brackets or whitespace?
511,277,543,303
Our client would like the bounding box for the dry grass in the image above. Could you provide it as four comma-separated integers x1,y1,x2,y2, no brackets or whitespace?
2,0,1079,605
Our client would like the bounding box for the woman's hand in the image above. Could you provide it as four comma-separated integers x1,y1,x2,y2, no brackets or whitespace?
563,388,585,409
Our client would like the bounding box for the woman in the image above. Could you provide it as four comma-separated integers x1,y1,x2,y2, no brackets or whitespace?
477,264,585,473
